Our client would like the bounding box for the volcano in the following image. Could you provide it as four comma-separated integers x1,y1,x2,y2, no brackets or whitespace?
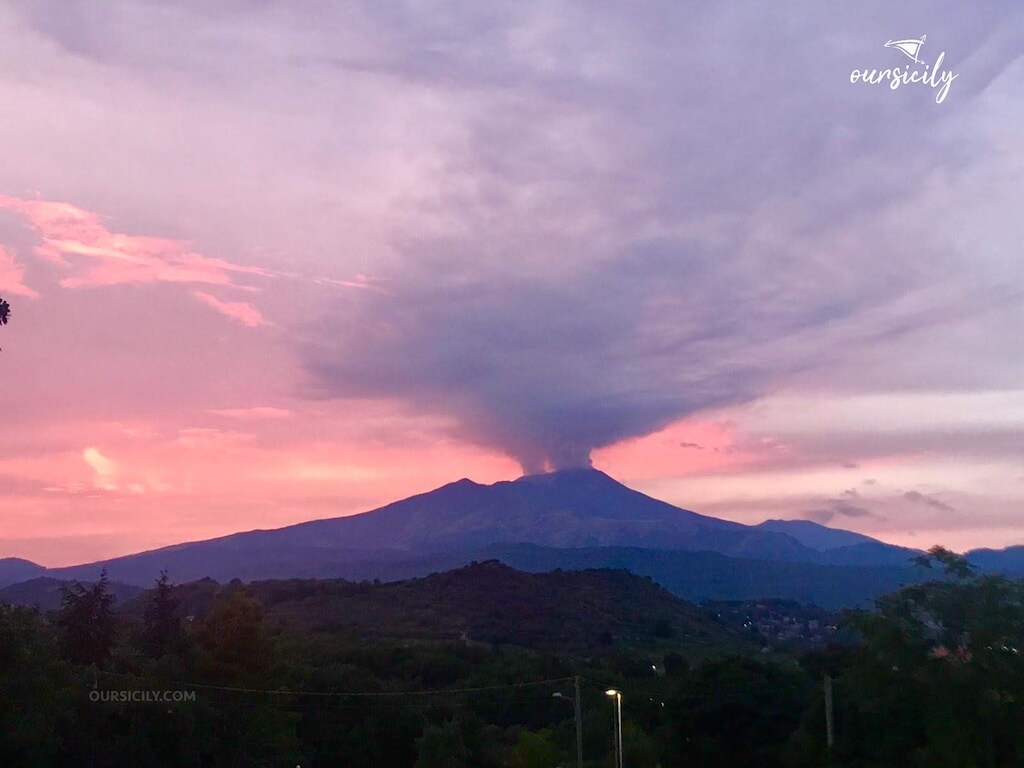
35,468,922,591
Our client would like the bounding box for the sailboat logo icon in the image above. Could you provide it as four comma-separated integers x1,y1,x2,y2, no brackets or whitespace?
884,35,927,64
850,34,958,104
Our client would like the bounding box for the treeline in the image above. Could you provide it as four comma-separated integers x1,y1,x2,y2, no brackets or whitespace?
1,548,1023,767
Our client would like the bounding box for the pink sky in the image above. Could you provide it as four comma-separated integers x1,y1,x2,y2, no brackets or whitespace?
2,2,1023,566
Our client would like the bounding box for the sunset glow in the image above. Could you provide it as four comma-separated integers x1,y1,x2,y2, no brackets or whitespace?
2,1,1022,567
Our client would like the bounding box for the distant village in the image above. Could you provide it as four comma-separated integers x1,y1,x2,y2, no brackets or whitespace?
703,599,839,649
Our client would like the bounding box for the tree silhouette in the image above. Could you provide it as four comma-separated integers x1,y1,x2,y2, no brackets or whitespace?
56,570,117,667
143,570,181,659
197,587,265,681
791,551,1024,767
414,720,470,768
0,296,9,350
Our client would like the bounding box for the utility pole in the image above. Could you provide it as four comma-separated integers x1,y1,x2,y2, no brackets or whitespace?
824,674,834,750
573,676,583,768
553,680,584,768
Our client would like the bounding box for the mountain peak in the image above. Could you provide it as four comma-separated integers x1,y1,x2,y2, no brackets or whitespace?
515,466,619,485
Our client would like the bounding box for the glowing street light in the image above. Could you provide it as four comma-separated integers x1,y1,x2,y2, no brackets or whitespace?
606,689,623,768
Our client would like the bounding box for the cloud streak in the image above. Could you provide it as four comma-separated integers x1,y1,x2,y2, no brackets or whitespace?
208,406,292,420
193,291,268,328
0,195,272,289
0,194,382,331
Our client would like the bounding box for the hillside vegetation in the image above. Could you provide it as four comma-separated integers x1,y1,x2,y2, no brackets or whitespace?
128,561,743,654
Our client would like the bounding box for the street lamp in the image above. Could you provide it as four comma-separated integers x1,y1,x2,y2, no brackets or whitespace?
552,676,583,768
605,689,623,768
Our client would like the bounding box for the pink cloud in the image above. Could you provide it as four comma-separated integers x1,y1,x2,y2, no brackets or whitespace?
0,195,272,289
83,447,118,491
176,427,256,449
0,195,375,329
0,245,38,297
209,406,292,420
596,418,776,480
193,291,268,327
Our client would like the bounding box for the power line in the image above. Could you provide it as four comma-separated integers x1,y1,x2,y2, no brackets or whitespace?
95,670,577,699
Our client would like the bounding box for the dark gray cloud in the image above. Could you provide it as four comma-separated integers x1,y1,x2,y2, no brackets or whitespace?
806,490,877,525
301,227,937,472
306,249,772,472
289,1,1024,472
903,490,957,513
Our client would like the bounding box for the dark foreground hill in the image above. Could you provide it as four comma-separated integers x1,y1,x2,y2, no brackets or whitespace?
126,561,745,654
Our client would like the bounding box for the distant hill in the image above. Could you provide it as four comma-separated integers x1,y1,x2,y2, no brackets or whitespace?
466,544,924,608
0,557,46,587
967,545,1024,575
753,521,921,566
0,577,144,611
813,541,921,567
128,562,746,653
754,520,880,551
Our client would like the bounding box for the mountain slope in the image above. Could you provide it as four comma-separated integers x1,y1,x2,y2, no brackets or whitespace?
231,468,812,555
815,541,920,566
755,520,879,551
